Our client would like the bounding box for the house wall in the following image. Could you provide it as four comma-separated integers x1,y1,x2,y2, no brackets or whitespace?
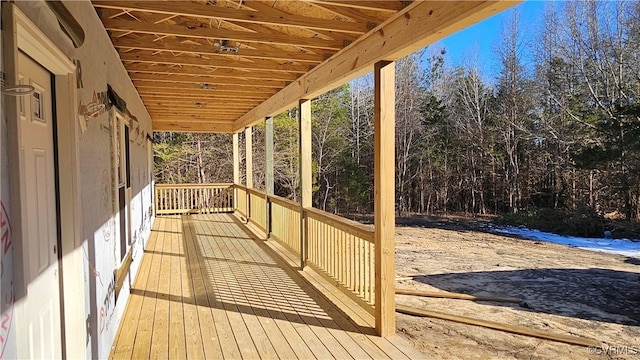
1,27,18,359
0,1,154,358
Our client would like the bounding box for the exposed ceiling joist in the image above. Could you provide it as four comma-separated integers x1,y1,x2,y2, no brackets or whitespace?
93,0,516,132
306,1,405,12
102,19,344,50
93,1,367,34
153,121,235,133
149,112,248,118
235,0,520,130
308,2,386,26
239,1,360,44
119,51,310,73
113,37,328,63
140,93,265,100
138,89,270,99
133,81,278,93
126,63,299,81
145,104,256,111
128,73,287,88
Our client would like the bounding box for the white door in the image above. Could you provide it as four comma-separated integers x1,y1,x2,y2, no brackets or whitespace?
17,52,62,359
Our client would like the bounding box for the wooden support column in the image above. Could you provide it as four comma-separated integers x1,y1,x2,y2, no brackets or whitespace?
299,99,312,268
265,116,274,237
233,132,239,210
245,126,253,220
374,60,395,337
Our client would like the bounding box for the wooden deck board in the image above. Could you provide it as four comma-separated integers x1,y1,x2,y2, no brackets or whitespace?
183,217,227,359
182,216,212,360
224,216,352,360
109,217,160,359
197,216,283,360
131,216,165,359
168,216,187,360
150,216,172,359
110,213,425,359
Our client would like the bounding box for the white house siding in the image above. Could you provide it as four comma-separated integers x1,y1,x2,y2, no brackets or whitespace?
1,1,155,358
1,28,18,360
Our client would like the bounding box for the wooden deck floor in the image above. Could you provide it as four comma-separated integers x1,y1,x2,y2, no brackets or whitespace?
110,213,424,359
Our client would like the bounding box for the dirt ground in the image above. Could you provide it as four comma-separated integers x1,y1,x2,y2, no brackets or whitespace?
393,215,640,360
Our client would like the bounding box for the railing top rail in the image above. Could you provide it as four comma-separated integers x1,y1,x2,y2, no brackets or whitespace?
234,183,247,190
156,183,234,189
247,187,266,196
304,207,374,242
267,194,299,210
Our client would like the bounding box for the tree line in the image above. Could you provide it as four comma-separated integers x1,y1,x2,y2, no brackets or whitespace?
154,1,640,222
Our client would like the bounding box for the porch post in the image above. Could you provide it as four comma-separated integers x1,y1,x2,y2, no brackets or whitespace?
245,126,253,220
298,99,312,268
233,132,239,211
265,117,274,238
374,60,396,337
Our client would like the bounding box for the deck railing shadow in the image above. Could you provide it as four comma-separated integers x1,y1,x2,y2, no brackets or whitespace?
155,183,378,314
169,213,376,335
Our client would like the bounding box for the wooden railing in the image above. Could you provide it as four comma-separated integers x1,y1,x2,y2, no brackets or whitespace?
250,189,375,312
269,195,301,255
305,208,375,312
236,184,247,217
154,182,376,314
155,184,233,215
248,188,266,232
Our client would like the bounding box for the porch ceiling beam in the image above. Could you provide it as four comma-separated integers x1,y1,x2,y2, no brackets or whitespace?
140,94,263,102
234,0,519,131
128,73,287,88
146,106,250,113
133,81,278,94
126,63,299,81
93,1,368,34
119,52,311,73
142,99,258,107
308,2,386,26
152,115,236,121
305,1,404,13
238,1,359,47
150,116,236,122
153,120,234,133
113,37,327,64
147,109,249,116
149,108,242,116
137,88,270,99
102,19,343,50
145,100,252,108
149,115,240,121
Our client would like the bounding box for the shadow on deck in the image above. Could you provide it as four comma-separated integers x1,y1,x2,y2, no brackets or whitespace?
109,213,423,359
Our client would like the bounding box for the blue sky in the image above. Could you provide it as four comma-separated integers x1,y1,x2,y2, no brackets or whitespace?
431,0,548,80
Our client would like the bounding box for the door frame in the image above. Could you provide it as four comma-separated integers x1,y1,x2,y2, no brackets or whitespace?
110,108,132,264
2,4,84,358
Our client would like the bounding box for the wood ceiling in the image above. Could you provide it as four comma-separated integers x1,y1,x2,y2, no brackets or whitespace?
92,0,406,132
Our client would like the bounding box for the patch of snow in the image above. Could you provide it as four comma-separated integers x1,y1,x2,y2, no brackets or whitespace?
492,226,640,259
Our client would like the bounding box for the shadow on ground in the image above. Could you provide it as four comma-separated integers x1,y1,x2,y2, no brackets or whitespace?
411,268,640,326
626,257,640,265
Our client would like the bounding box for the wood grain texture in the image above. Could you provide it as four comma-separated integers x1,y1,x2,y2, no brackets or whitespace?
235,1,519,130
94,1,367,34
298,99,312,268
374,60,396,337
110,213,424,358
